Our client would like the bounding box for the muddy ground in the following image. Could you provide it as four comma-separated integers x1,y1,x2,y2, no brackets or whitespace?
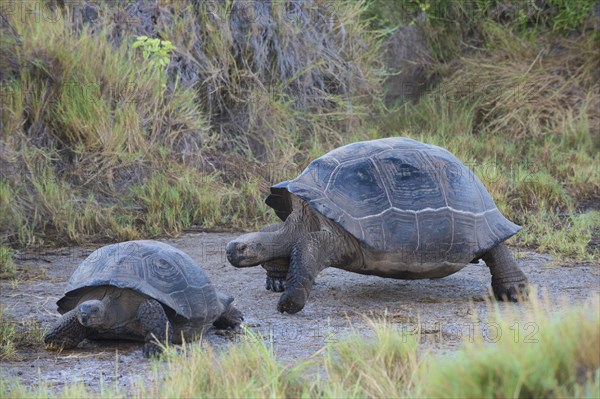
1,232,598,394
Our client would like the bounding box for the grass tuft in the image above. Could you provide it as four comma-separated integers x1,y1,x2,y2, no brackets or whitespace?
0,305,46,361
419,293,600,398
0,245,16,278
145,329,307,398
321,320,419,397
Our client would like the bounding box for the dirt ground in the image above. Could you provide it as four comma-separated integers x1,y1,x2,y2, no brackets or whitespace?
1,232,598,394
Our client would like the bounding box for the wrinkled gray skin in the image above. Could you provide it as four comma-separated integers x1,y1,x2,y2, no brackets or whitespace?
227,196,528,314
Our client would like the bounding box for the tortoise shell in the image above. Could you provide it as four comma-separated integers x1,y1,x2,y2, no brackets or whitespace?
57,240,220,321
266,137,520,260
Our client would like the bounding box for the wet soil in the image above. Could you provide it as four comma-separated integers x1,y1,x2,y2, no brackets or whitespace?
1,233,598,393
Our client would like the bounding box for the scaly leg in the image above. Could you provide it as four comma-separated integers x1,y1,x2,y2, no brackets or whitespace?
137,299,173,358
482,243,529,302
277,230,360,314
44,308,89,349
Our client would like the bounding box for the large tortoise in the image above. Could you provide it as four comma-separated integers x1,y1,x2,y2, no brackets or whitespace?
227,137,528,314
44,240,242,357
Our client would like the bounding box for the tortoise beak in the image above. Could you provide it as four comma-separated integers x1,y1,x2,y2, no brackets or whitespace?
226,241,245,266
226,241,260,267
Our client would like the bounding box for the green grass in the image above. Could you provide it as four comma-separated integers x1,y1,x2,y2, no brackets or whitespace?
1,1,598,260
129,168,275,236
0,306,46,361
418,296,600,398
0,245,16,278
0,0,382,250
0,306,18,360
363,0,598,61
2,293,598,398
320,320,419,397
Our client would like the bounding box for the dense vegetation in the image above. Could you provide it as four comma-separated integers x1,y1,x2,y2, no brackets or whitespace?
1,0,598,266
0,1,380,249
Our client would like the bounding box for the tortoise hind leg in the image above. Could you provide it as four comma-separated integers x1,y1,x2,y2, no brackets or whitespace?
137,299,173,358
213,292,243,329
482,243,528,302
44,308,89,349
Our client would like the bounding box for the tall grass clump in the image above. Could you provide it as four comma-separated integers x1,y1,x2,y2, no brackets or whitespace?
142,330,307,398
90,0,383,158
419,294,600,398
320,320,419,397
364,0,598,61
0,3,208,246
0,0,382,248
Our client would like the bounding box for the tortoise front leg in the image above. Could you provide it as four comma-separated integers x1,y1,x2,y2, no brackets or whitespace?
482,243,529,302
277,230,360,314
44,308,89,349
137,299,173,358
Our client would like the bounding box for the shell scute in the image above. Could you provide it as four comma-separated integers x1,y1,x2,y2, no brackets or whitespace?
382,210,419,251
375,149,447,210
326,158,390,219
328,139,393,162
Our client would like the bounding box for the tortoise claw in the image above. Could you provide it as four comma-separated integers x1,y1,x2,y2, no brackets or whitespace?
493,282,529,302
266,275,286,292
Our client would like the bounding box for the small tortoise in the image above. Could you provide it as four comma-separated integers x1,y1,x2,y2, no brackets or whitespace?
44,240,242,357
227,137,528,314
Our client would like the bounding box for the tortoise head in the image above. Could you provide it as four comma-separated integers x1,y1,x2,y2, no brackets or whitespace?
77,300,107,328
227,198,316,268
226,232,276,267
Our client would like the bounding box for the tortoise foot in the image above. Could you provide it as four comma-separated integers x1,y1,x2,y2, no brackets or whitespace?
492,281,529,302
143,342,163,358
277,291,305,314
266,275,286,292
213,306,243,329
